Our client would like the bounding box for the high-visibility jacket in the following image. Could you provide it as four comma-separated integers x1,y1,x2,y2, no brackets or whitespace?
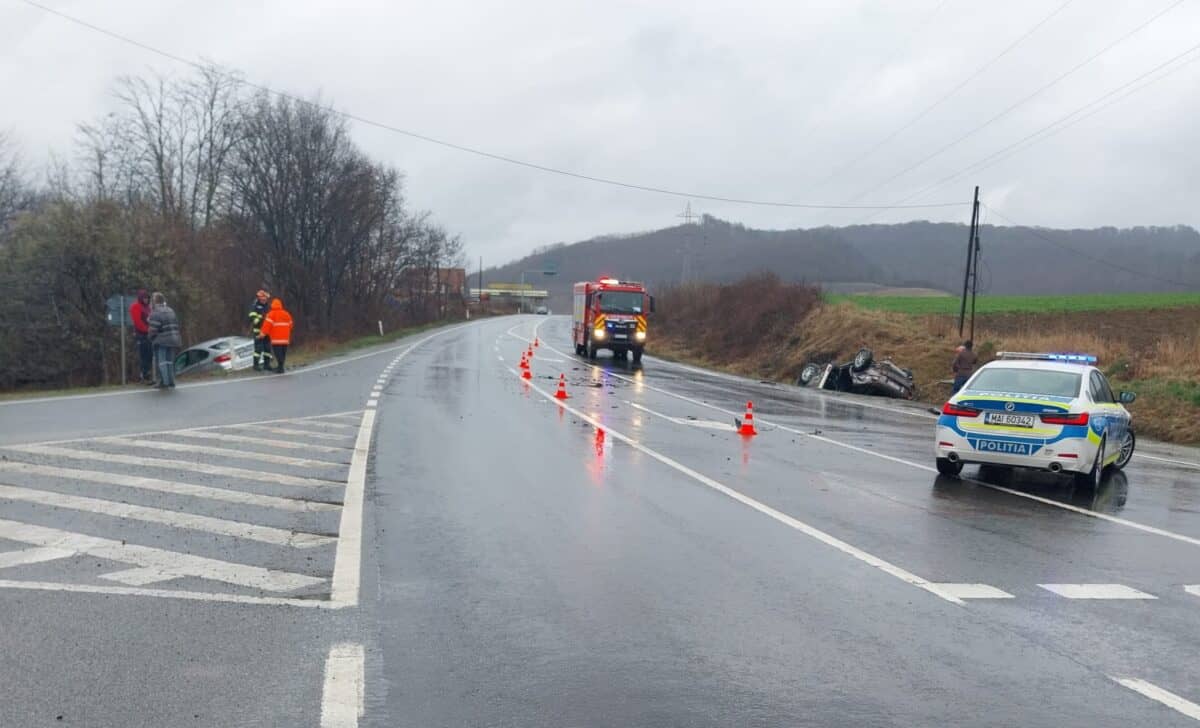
248,298,269,335
259,299,293,345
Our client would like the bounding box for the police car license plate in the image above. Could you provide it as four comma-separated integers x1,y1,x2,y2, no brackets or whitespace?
985,412,1035,428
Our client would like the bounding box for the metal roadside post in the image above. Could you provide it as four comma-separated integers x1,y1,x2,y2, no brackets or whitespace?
105,293,132,385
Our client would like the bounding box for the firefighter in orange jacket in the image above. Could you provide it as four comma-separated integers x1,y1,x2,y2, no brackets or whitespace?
258,298,294,374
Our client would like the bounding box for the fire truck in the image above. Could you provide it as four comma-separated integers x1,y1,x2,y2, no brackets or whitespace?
572,278,655,363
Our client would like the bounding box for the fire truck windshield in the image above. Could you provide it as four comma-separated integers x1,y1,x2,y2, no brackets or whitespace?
596,291,643,314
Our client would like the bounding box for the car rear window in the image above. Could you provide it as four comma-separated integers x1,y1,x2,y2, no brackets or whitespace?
967,369,1081,398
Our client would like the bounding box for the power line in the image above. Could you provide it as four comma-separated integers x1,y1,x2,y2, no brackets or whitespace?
15,0,968,212
837,0,1188,205
808,0,1076,190
982,203,1194,289
867,40,1200,213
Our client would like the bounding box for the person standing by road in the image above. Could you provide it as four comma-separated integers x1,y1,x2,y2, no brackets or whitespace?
129,289,154,385
248,289,273,371
147,292,182,389
951,339,977,394
258,298,293,374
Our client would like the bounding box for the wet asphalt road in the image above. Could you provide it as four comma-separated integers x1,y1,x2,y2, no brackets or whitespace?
2,314,1200,726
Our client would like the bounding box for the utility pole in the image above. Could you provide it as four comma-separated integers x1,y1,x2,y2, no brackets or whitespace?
957,186,981,339
677,202,698,284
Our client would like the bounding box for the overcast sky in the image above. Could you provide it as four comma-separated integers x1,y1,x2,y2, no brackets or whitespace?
3,0,1199,266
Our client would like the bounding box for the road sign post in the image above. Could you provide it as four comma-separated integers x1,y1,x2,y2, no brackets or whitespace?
106,294,133,385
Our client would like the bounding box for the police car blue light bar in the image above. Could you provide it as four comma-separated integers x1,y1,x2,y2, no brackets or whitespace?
996,351,1098,364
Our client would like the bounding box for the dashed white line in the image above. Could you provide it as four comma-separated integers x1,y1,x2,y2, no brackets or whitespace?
1039,583,1157,599
321,643,366,728
0,482,334,548
1112,677,1200,721
1186,585,1200,598
366,399,378,408
931,583,1015,599
0,461,337,512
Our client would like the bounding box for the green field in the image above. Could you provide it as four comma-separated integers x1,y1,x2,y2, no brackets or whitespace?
831,291,1200,315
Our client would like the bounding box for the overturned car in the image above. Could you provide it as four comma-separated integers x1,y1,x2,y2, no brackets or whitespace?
797,348,915,399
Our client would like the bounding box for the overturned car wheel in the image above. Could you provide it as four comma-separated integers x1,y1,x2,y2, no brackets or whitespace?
798,363,823,387
852,348,874,372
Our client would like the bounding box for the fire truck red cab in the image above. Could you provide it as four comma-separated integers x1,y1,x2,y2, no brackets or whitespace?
572,278,654,363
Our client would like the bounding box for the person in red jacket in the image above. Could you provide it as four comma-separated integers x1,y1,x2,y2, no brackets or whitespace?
258,298,294,374
128,289,154,384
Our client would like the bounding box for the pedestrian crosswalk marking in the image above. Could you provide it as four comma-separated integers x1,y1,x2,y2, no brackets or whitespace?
929,583,1015,599
114,438,347,468
1185,585,1200,598
99,566,179,586
0,546,75,570
168,430,353,454
0,461,338,512
0,482,335,548
1038,583,1157,599
0,518,323,592
8,444,338,487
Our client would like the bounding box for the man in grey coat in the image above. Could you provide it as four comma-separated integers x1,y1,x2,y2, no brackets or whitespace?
147,292,182,389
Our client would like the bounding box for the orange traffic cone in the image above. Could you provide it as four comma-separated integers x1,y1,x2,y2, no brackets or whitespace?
534,337,540,348
522,366,532,380
519,352,529,369
554,373,569,400
527,345,534,359
738,401,758,436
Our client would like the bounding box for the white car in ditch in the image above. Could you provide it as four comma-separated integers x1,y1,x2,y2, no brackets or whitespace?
935,352,1136,487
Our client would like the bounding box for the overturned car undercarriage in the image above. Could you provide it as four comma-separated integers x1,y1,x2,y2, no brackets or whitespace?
797,348,915,400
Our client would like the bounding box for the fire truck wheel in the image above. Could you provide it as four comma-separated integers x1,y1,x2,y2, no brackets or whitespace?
632,348,643,364
588,341,598,359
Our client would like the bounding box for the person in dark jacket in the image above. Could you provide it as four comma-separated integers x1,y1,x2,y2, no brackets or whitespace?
129,289,154,384
248,289,274,371
147,292,182,389
951,340,977,394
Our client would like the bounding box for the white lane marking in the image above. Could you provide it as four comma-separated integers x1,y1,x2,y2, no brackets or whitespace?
0,323,476,407
627,401,735,431
7,445,338,488
0,579,335,607
0,482,334,548
1186,585,1200,598
115,438,346,468
236,426,354,443
0,461,338,512
21,409,363,448
0,546,75,570
99,567,178,586
1112,677,1200,721
507,366,964,606
1039,583,1157,599
0,518,323,592
165,430,352,455
1138,453,1200,470
321,643,366,728
366,399,378,408
931,583,1015,599
540,341,1200,551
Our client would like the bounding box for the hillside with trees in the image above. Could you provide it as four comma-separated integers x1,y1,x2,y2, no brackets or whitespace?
488,216,1200,304
0,66,462,390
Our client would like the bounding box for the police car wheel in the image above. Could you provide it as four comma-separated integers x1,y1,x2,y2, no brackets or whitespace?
935,457,963,477
1114,429,1135,470
1074,439,1104,490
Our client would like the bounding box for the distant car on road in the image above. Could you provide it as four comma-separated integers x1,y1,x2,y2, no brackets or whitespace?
535,305,550,315
935,352,1136,487
797,347,915,399
175,336,255,377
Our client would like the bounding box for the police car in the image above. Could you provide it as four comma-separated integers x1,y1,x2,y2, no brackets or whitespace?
935,352,1136,487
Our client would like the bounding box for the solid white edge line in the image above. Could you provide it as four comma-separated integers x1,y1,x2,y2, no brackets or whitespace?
1185,585,1200,598
0,579,337,608
1112,677,1200,721
321,643,366,727
1138,453,1200,470
329,324,465,606
506,361,963,606
530,332,1200,551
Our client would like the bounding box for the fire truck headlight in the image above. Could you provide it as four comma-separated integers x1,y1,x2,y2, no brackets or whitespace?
635,330,646,341
593,327,606,339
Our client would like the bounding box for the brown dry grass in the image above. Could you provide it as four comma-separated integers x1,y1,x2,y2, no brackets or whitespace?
655,278,1200,444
